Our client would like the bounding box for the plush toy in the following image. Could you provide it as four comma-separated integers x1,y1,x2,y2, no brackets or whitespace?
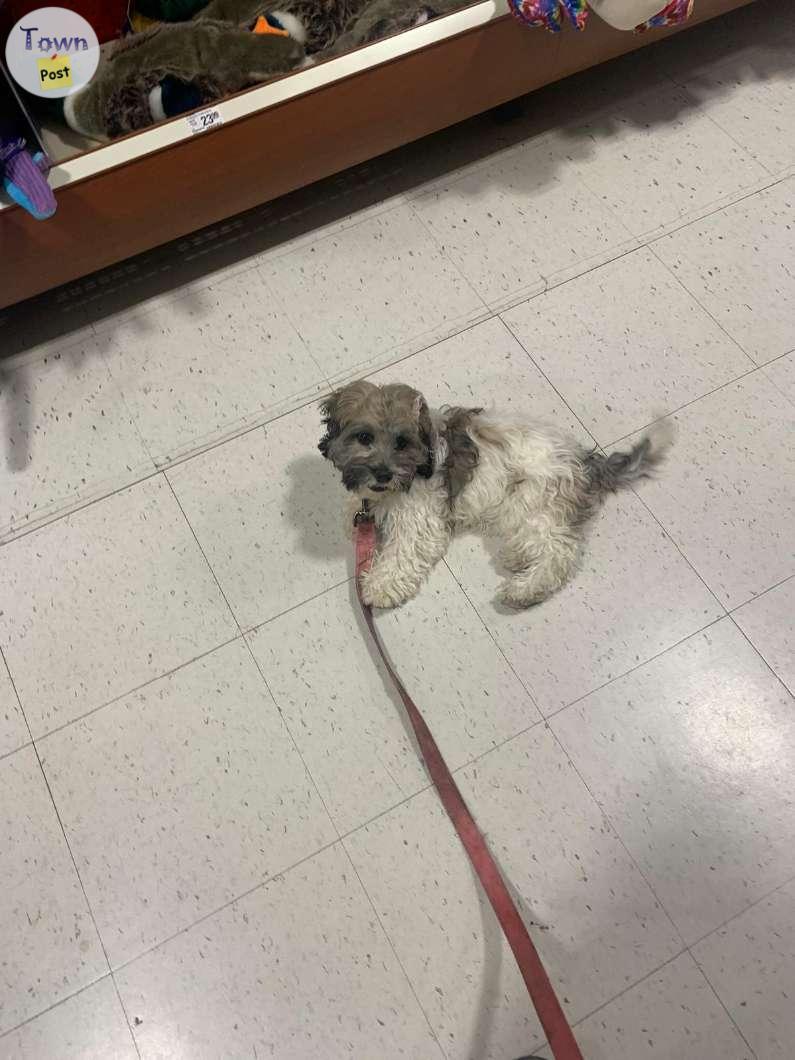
61,18,305,140
508,0,589,32
321,0,465,56
0,136,56,219
636,0,694,32
196,0,363,54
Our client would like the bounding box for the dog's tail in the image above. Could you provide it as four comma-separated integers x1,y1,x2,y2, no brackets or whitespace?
584,419,674,492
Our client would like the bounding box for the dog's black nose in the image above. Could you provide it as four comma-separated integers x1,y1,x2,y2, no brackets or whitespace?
373,468,393,483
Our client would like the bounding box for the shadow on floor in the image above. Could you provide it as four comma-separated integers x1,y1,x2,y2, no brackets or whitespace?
0,0,791,474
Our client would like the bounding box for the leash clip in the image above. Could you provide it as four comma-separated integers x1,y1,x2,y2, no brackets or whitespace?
353,498,373,526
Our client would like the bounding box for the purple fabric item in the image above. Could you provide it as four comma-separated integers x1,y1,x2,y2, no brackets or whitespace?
1,136,57,219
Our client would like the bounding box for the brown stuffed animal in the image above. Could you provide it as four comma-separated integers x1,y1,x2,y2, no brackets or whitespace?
195,0,465,56
63,17,304,140
196,0,363,54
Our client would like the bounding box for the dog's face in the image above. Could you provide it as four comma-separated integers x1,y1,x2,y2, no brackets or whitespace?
318,380,434,495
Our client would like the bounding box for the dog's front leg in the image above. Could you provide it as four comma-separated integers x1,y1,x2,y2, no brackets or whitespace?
361,479,450,609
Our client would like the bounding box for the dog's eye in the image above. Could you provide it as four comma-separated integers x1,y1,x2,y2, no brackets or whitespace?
356,431,373,446
394,436,409,451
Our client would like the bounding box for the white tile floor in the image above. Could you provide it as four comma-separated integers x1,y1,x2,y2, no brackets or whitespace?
1,4,794,1058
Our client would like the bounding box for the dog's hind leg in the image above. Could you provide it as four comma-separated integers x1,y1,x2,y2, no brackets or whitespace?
493,481,584,608
497,524,581,607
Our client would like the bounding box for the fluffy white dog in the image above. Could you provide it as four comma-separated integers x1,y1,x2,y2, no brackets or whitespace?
319,381,671,609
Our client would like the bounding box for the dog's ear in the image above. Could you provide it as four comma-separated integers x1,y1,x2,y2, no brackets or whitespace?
415,394,435,479
318,391,342,458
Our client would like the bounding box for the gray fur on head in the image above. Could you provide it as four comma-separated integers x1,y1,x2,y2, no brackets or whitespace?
319,380,434,496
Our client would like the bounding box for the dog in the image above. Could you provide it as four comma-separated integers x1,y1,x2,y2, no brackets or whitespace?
319,380,672,609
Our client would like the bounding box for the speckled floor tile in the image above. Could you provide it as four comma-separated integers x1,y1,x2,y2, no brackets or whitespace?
0,747,106,1035
536,952,752,1060
0,345,153,543
0,657,27,760
248,565,541,835
412,136,636,310
368,314,581,427
654,179,795,365
0,476,237,739
553,619,795,944
371,316,593,444
259,204,486,381
3,8,794,1049
733,578,794,694
94,267,325,465
763,350,795,402
346,726,680,1060
168,404,348,630
631,373,795,610
692,881,795,1060
651,0,794,88
446,491,721,716
0,978,136,1060
39,639,334,968
560,80,767,240
502,247,752,445
115,844,443,1059
680,56,795,177
662,5,795,178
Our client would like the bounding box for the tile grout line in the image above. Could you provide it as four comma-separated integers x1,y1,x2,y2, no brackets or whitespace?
109,834,343,977
686,947,760,1060
0,971,121,1048
33,631,243,747
602,361,763,450
162,473,244,636
646,241,759,365
441,556,547,715
666,70,779,184
404,195,493,317
548,725,689,950
726,612,795,702
339,841,451,1060
249,261,335,389
497,315,598,444
240,635,343,845
31,756,143,1058
0,647,142,1057
728,572,794,616
543,612,727,723
630,458,730,611
2,168,790,554
162,471,348,860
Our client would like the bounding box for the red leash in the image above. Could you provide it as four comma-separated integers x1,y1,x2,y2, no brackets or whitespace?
354,509,583,1060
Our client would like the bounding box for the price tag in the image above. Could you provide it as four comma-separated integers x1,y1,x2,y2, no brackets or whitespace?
185,108,224,135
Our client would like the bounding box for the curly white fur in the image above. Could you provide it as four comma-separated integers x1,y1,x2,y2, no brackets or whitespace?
357,414,672,610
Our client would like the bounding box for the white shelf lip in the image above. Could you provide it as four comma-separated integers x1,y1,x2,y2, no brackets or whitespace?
0,0,503,212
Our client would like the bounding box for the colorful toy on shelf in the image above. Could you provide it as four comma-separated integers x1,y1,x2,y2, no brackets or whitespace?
636,0,694,31
0,136,56,220
508,0,589,32
509,0,695,32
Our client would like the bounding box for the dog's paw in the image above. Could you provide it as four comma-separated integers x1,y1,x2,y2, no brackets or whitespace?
360,570,412,609
496,579,548,609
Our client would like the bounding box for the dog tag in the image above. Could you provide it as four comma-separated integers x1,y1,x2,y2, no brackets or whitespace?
185,108,224,135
